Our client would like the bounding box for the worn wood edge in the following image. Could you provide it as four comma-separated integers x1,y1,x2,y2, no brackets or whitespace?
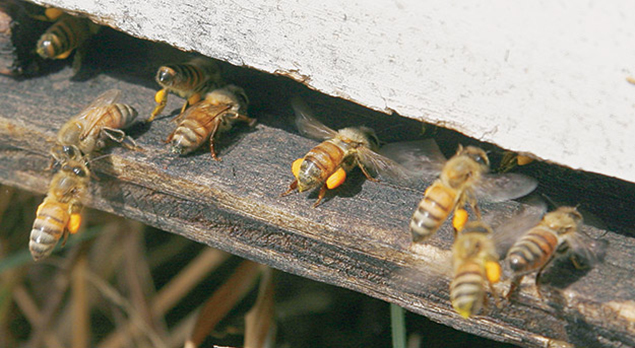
0,105,634,348
22,0,635,186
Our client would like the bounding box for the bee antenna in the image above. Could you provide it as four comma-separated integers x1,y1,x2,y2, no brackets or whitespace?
88,154,111,164
539,193,559,210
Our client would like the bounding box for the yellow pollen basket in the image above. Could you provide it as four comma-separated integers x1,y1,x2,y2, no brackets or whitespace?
452,208,469,231
485,261,502,283
326,168,346,189
68,213,82,234
292,158,303,178
154,89,167,104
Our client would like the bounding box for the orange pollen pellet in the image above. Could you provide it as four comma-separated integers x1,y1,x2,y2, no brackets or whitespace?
45,8,64,20
517,155,534,166
68,213,82,234
452,208,469,231
485,261,501,283
292,158,303,178
326,168,346,189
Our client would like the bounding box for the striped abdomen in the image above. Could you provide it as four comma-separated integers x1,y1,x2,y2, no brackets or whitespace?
410,181,457,242
92,104,138,130
36,15,90,59
297,141,346,192
507,227,559,274
450,261,486,318
157,61,221,98
170,105,231,155
29,198,70,261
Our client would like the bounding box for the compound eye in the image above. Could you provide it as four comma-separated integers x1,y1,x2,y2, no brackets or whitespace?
73,167,87,177
470,153,488,166
157,68,175,84
63,145,77,158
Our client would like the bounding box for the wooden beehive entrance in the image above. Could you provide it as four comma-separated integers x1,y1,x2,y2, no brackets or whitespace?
1,2,635,347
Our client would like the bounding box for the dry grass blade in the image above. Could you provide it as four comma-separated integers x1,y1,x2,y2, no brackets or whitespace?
167,307,199,348
84,269,167,348
72,254,90,348
12,285,65,348
185,260,262,348
147,235,192,270
152,248,229,317
244,267,275,348
27,246,81,348
122,221,166,341
0,185,14,226
99,248,229,348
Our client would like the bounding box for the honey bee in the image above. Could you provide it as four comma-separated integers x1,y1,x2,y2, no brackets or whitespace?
148,57,223,122
505,206,600,298
56,89,138,156
29,148,89,261
398,145,537,243
450,219,502,318
450,204,544,318
166,85,255,160
282,98,409,207
35,10,99,71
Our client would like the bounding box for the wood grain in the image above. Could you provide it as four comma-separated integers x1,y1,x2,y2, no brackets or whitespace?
0,25,634,348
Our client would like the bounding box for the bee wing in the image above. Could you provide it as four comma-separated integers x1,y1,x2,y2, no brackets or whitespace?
291,97,338,140
72,89,121,121
474,173,538,203
567,230,608,269
378,140,445,181
489,202,547,258
389,249,453,296
357,147,418,184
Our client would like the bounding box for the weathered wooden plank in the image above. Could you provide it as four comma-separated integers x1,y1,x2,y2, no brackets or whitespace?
0,25,634,348
24,0,635,185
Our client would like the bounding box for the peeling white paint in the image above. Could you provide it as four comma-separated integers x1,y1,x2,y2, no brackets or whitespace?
30,0,635,183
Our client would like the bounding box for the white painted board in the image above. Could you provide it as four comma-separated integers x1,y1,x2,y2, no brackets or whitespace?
30,0,635,183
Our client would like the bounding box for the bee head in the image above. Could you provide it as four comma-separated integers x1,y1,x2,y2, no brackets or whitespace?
50,144,81,163
339,126,380,151
545,207,583,235
156,66,177,86
459,145,490,168
36,34,56,58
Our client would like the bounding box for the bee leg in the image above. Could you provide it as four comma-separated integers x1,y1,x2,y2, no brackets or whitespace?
569,254,585,270
234,113,257,127
505,275,523,300
71,39,90,74
208,122,221,161
183,93,202,113
60,229,70,248
488,280,502,309
149,89,168,122
466,191,482,220
534,262,552,299
313,185,328,208
101,127,126,143
281,180,298,197
210,141,221,161
103,128,139,151
358,163,378,182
